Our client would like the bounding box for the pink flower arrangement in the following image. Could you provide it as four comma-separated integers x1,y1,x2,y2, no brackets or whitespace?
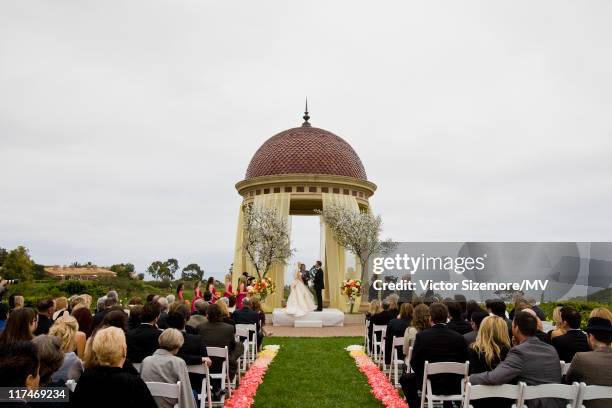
347,346,409,408
223,345,280,408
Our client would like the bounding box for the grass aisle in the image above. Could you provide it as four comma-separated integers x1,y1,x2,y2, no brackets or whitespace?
253,337,383,408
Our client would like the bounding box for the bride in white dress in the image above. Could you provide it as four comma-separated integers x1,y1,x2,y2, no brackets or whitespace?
284,262,316,317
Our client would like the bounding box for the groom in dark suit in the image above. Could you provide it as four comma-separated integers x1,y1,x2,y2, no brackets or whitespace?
313,260,324,311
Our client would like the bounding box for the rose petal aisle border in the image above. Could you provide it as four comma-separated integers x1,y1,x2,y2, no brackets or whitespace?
345,345,409,408
223,345,280,408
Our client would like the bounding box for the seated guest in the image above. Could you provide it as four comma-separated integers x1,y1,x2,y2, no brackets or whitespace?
468,316,512,408
464,311,489,345
31,335,65,388
187,299,208,330
0,303,8,332
251,296,271,337
92,296,117,329
166,306,212,393
197,304,244,386
72,327,156,407
589,307,612,323
126,302,162,363
366,299,382,321
128,305,143,330
400,303,468,408
35,299,55,335
0,307,37,347
546,306,566,343
52,297,69,321
48,316,84,382
157,297,170,329
386,293,400,317
369,300,395,352
217,298,235,326
566,317,612,408
71,302,93,339
486,299,512,340
141,328,197,408
0,341,40,390
9,293,25,311
403,303,430,356
470,311,564,408
233,298,262,348
551,306,590,362
385,302,413,365
454,294,468,319
465,300,486,322
103,308,129,332
446,299,472,335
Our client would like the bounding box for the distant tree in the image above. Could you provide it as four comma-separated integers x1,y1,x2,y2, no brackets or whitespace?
33,264,47,280
137,273,145,280
1,246,35,281
70,261,96,268
181,263,204,281
147,259,178,281
110,263,135,279
0,247,8,266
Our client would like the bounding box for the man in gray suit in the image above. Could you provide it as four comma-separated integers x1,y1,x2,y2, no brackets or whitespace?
566,317,612,408
470,311,564,408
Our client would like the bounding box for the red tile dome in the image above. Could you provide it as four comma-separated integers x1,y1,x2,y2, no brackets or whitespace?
245,126,367,180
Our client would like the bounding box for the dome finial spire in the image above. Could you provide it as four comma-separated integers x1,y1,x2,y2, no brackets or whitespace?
302,98,311,127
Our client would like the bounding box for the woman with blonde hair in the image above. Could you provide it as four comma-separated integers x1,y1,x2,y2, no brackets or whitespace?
366,300,382,320
546,306,566,342
589,307,612,323
48,315,85,383
141,328,196,408
224,273,234,297
216,298,235,325
72,327,156,407
468,315,512,408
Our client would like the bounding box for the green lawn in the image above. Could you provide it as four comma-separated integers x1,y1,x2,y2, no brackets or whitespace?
253,337,383,408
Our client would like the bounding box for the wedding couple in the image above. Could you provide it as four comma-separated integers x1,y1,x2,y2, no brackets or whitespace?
284,261,324,316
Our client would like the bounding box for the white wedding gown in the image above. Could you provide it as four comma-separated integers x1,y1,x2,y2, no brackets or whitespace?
284,271,316,317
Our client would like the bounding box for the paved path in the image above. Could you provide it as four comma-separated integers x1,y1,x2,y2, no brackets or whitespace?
265,323,365,337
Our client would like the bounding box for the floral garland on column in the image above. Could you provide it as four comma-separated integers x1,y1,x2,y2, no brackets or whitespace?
346,345,408,408
223,345,280,408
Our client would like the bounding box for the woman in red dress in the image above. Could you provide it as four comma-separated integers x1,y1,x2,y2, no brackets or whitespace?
191,280,203,312
207,277,219,304
235,279,248,310
176,283,184,302
223,274,234,298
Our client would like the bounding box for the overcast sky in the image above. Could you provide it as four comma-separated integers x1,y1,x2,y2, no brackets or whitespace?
1,1,611,280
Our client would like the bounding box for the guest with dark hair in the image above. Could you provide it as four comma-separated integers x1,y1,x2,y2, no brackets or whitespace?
551,306,590,363
384,302,413,365
454,294,467,319
486,299,512,339
176,283,185,301
146,294,158,303
71,306,93,339
72,327,156,407
35,299,55,335
0,341,40,389
102,308,129,332
0,307,37,347
566,317,612,408
399,303,468,408
126,302,162,363
233,297,261,347
403,304,430,355
128,305,144,330
203,291,213,303
207,277,219,303
465,300,486,322
446,299,472,335
470,311,563,408
464,311,489,345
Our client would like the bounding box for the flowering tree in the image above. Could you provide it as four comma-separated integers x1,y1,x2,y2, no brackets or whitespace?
242,204,294,279
317,204,393,293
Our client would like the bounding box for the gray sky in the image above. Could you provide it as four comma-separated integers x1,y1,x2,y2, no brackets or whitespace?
1,1,611,280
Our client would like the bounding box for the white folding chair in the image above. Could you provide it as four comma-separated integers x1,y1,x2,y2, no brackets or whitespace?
517,382,579,408
187,364,213,408
65,379,77,392
420,361,469,408
388,337,405,387
575,382,612,408
371,324,386,367
404,346,413,374
461,383,522,408
235,327,250,372
236,323,258,363
560,361,571,376
365,319,371,355
145,381,181,408
132,362,142,373
206,346,232,403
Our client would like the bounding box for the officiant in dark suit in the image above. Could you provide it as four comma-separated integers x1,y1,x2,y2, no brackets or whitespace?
313,261,324,311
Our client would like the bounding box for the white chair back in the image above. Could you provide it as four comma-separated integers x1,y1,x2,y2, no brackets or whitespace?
206,346,233,400
145,380,180,400
235,327,250,372
65,379,77,392
186,364,212,408
388,337,405,386
561,362,571,376
462,383,522,408
371,325,387,366
517,382,579,408
576,382,612,408
420,361,469,408
235,323,258,363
